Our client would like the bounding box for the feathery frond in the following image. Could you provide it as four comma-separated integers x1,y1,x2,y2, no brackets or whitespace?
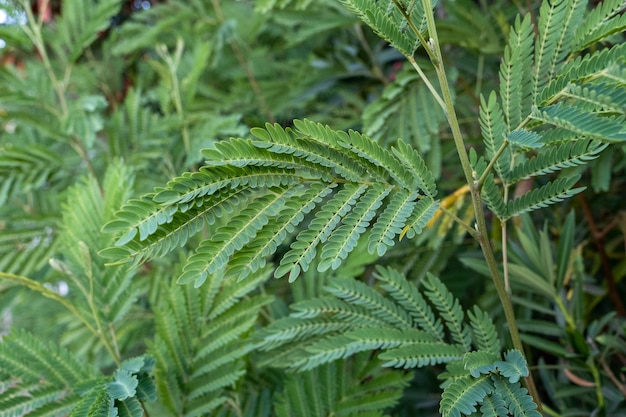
276,184,369,281
506,175,585,219
392,138,438,197
326,278,414,328
379,342,463,368
274,355,410,417
368,189,419,256
318,184,392,272
439,375,493,417
573,0,626,51
509,139,608,182
491,375,542,417
530,104,626,143
467,306,500,356
532,0,586,103
178,188,294,287
104,118,438,282
499,14,534,131
149,276,272,417
479,92,511,181
374,265,444,340
423,273,472,351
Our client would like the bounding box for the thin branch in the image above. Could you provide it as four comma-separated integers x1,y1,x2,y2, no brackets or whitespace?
407,56,446,111
478,140,510,188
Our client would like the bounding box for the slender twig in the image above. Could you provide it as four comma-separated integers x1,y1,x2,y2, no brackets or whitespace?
0,272,97,335
439,205,478,239
391,0,438,64
0,272,120,365
600,356,626,397
407,56,446,111
396,0,543,410
477,140,510,188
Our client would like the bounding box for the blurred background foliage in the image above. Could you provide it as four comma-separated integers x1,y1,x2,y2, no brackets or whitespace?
0,0,624,416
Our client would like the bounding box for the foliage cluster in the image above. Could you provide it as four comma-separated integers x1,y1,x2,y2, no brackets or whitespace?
0,0,625,416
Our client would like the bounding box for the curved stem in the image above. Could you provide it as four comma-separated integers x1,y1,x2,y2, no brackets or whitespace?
407,57,446,111
477,141,510,188
397,0,543,410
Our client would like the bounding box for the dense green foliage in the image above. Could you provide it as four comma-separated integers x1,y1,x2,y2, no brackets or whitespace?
0,0,625,416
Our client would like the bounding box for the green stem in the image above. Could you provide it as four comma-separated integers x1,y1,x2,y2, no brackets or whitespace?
0,272,120,365
477,140,510,188
407,56,446,111
0,272,96,334
438,205,478,239
402,0,543,410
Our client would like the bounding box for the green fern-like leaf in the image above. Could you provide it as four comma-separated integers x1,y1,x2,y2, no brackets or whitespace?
467,306,500,355
401,196,439,239
479,92,511,181
494,350,529,384
423,273,473,351
439,374,494,417
275,183,369,281
479,392,509,417
252,122,367,182
379,342,463,368
551,42,626,96
374,266,445,341
115,397,143,417
257,317,354,351
368,189,419,256
225,184,336,280
531,104,626,143
0,386,70,417
463,351,499,378
149,277,271,417
275,356,410,417
318,184,392,272
491,375,542,417
509,139,607,182
105,118,439,281
55,0,122,62
573,0,626,51
363,8,417,57
560,82,626,114
102,195,178,245
506,174,585,219
178,188,294,287
499,14,534,131
290,297,389,326
507,129,544,151
326,278,413,328
101,187,254,266
0,329,93,387
532,0,586,103
106,370,138,401
392,138,438,197
337,128,414,188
